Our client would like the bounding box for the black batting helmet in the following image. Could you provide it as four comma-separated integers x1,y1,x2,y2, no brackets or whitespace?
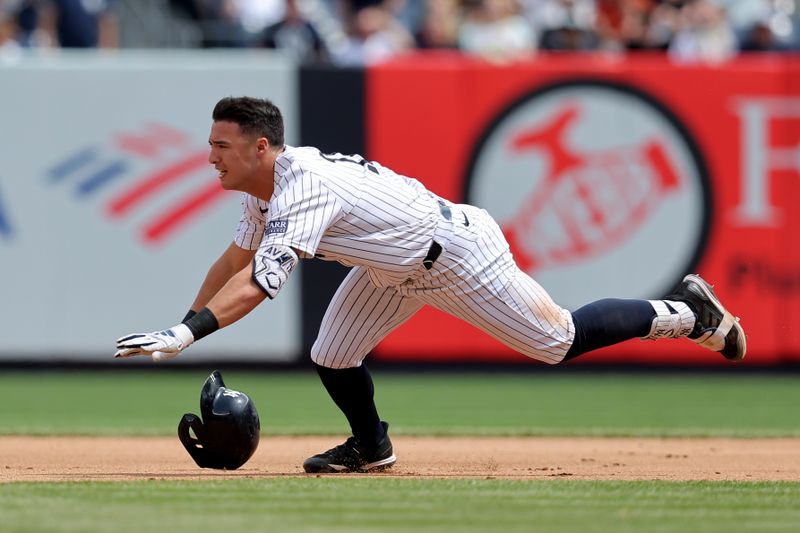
178,370,260,470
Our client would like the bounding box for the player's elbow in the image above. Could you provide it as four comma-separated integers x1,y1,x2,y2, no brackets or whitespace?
251,244,298,299
245,279,269,304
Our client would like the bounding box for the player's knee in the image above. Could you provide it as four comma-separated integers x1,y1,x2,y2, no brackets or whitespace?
516,335,571,365
309,343,360,369
530,350,567,365
309,342,327,366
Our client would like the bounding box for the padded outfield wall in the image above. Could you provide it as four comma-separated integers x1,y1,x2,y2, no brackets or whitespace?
0,51,302,363
1,51,798,365
363,53,800,366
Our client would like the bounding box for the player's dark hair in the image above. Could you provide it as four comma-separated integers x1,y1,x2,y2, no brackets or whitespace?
212,96,285,147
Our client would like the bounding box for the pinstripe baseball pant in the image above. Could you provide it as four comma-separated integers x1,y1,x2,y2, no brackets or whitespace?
311,204,576,368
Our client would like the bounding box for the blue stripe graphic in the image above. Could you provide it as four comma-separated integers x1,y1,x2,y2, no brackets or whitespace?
75,160,129,197
0,186,12,239
47,147,99,183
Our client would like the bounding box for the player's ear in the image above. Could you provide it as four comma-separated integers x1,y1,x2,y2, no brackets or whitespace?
256,137,269,154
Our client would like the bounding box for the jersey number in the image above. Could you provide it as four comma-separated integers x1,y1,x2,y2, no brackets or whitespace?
320,152,379,175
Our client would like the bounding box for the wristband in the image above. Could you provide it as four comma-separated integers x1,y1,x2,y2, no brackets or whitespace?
183,307,220,341
182,309,198,323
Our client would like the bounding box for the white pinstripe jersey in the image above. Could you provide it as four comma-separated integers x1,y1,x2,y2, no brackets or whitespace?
234,145,442,287
235,145,576,365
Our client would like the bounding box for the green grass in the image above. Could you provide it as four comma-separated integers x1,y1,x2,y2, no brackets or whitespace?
0,371,798,437
1,478,799,532
2,371,799,532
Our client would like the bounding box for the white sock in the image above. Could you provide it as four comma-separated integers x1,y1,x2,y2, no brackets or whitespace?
642,300,696,339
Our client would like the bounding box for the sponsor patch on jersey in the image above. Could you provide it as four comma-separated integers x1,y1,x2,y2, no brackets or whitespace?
267,219,288,235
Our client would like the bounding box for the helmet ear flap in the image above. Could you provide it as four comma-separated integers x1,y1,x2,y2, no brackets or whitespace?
200,371,225,422
178,413,211,468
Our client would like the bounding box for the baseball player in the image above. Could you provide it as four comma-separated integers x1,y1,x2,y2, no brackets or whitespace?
115,96,746,474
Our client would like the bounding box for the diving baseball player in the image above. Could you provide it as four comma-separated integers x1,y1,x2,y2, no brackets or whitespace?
115,96,746,474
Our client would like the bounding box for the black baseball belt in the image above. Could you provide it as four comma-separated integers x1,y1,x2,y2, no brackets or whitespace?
422,241,443,270
423,201,470,270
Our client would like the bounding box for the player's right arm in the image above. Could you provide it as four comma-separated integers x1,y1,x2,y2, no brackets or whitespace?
114,242,258,360
187,242,257,314
115,194,266,360
186,193,266,314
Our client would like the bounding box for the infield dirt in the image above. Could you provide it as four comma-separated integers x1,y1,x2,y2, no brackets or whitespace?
1,436,799,482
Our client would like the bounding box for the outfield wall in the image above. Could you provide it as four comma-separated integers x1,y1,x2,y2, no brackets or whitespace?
0,51,798,365
363,53,800,366
0,51,302,363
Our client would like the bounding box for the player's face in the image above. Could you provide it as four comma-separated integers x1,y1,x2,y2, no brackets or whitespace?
208,121,263,192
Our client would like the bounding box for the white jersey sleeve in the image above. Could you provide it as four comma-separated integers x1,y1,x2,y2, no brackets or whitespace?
233,194,269,250
262,162,344,258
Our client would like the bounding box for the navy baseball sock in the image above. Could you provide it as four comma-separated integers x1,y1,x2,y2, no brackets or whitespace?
564,298,656,360
313,363,386,448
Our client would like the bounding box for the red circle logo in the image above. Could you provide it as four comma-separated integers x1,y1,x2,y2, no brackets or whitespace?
465,80,711,307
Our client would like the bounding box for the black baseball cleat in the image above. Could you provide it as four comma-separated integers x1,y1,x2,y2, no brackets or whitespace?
303,421,396,473
668,274,746,361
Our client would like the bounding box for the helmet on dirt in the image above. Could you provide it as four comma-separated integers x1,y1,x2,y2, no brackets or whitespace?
178,370,260,470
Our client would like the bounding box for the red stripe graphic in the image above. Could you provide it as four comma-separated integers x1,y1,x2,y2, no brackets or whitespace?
115,123,189,158
107,152,209,217
142,180,227,244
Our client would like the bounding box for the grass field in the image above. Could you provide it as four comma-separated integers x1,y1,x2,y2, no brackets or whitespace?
0,370,798,436
1,369,799,532
3,479,799,532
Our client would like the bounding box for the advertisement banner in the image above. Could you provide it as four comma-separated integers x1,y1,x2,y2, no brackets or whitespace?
0,51,302,362
366,54,800,365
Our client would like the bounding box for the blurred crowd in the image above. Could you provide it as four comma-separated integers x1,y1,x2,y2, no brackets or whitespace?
1,0,798,64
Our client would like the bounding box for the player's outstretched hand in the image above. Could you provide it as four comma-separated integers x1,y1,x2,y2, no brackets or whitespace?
114,324,194,360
